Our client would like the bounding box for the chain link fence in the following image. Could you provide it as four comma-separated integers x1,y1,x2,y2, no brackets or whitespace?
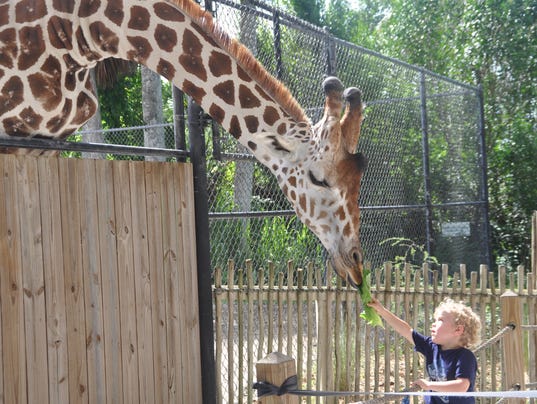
206,0,489,275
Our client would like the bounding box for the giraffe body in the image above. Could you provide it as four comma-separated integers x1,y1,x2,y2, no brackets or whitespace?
0,0,367,286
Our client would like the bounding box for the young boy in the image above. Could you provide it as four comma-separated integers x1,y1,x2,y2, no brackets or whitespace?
368,297,482,404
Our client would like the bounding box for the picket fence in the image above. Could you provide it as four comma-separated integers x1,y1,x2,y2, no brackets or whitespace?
213,260,537,403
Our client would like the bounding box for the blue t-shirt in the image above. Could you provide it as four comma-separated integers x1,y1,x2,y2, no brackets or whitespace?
412,330,477,404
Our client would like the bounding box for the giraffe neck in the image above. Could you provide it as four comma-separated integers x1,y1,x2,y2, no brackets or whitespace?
7,0,309,143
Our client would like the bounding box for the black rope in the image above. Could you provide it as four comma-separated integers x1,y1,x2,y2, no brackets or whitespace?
253,375,387,398
253,323,520,401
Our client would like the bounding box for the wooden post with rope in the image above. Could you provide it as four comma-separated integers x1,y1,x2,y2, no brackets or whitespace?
255,352,299,403
500,291,525,404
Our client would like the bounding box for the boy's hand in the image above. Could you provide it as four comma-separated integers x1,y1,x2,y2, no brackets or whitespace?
367,297,384,312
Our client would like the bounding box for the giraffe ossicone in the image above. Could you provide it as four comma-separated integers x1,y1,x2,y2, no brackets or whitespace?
0,0,367,286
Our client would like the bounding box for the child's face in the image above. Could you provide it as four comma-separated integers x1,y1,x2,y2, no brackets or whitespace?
430,310,463,349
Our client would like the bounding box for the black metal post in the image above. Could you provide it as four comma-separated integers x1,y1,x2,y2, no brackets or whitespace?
325,28,337,77
188,98,216,404
273,11,284,80
477,84,492,268
419,71,434,259
172,86,186,162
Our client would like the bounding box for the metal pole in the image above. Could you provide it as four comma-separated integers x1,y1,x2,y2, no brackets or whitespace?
188,98,217,404
419,72,434,259
172,86,186,162
477,84,492,269
273,11,284,80
325,28,336,77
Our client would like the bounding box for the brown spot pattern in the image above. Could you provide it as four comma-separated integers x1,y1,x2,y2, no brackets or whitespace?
128,6,150,30
3,116,31,136
248,141,257,152
182,79,206,105
0,77,24,116
209,103,225,124
154,24,177,52
15,0,47,23
229,116,241,138
154,2,186,22
19,107,43,130
237,65,252,82
0,28,17,69
18,26,46,70
46,99,72,132
104,0,124,26
48,16,74,50
75,26,100,61
239,84,260,108
179,29,207,81
0,5,9,25
127,36,152,63
28,69,63,111
263,106,280,126
255,84,273,101
213,80,234,105
209,51,232,77
244,116,259,133
89,22,119,54
78,0,100,17
72,92,96,125
52,0,75,13
156,59,175,79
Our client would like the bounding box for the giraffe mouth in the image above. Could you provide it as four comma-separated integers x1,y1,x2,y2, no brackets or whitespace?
330,255,363,288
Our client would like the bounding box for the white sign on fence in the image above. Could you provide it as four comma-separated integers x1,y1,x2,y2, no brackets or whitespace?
441,221,471,237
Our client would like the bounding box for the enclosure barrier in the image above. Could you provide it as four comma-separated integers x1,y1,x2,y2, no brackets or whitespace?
252,291,537,404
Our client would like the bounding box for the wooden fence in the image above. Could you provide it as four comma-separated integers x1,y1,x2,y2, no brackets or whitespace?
0,155,202,404
213,260,537,403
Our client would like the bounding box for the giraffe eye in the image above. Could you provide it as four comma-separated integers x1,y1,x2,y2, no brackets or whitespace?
308,171,330,188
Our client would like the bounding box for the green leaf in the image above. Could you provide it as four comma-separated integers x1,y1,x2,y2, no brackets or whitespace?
358,269,383,327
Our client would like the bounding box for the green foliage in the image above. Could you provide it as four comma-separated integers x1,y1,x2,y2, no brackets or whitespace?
380,237,439,271
99,66,143,128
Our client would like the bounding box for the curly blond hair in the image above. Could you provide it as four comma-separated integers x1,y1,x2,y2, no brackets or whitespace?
434,298,482,348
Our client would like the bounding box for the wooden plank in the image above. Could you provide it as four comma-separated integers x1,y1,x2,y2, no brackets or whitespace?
78,159,106,404
38,157,69,404
58,157,89,404
160,162,181,403
0,155,27,404
226,261,236,403
94,159,122,403
129,161,155,404
113,161,140,404
214,267,223,403
17,156,49,403
145,161,167,404
174,163,202,402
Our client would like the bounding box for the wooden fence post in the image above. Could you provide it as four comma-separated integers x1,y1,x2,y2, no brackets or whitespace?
500,291,525,404
531,210,537,278
255,352,299,404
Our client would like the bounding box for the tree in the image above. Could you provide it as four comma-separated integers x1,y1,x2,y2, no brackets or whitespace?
372,0,537,268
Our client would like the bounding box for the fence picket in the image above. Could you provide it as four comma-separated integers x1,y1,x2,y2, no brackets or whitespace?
214,258,537,403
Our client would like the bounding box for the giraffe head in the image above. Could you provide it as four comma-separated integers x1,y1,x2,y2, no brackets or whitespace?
250,77,367,287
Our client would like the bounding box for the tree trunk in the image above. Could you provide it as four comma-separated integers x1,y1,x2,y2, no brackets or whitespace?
141,66,166,161
81,68,105,159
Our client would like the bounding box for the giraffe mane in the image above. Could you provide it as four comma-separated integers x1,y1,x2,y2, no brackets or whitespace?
169,0,309,125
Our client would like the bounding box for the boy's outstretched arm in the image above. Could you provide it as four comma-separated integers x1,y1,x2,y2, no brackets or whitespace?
367,298,414,344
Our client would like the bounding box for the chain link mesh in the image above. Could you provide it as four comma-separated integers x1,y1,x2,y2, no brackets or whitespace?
207,0,488,273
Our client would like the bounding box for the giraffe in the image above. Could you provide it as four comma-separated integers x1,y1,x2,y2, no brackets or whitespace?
0,0,367,286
